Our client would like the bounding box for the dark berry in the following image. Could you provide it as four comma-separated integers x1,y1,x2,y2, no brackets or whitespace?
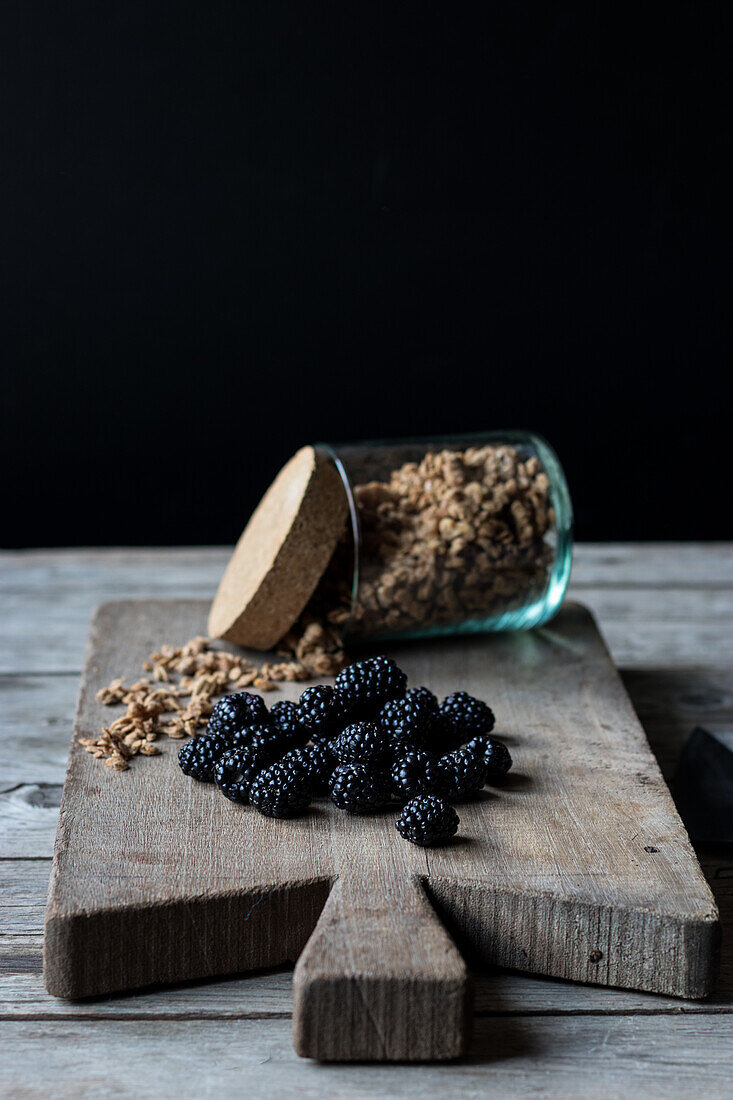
214,744,269,803
396,795,459,847
418,713,455,754
280,744,334,797
331,721,387,764
334,656,407,717
379,687,440,751
208,691,268,739
330,763,391,814
297,685,351,742
439,691,495,745
177,731,229,782
243,722,297,759
270,699,301,730
386,736,425,763
434,747,486,801
249,763,312,818
228,721,266,751
270,699,298,720
390,750,439,800
268,701,309,749
407,685,440,708
465,735,513,783
407,685,442,719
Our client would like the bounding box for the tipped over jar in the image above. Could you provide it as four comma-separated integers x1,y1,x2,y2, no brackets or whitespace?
308,431,573,642
209,431,573,657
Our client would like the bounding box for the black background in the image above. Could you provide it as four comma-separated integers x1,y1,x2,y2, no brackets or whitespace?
2,3,731,548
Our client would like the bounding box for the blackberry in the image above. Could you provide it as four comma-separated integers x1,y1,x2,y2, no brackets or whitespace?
249,763,312,818
269,699,298,726
379,687,440,751
228,721,264,750
390,749,439,800
407,685,442,716
243,722,297,760
297,685,351,742
434,747,486,801
435,715,470,755
214,744,269,803
177,731,229,782
268,702,308,751
334,656,407,717
465,735,513,783
281,744,334,797
207,691,268,739
331,721,387,765
439,691,495,745
330,763,391,814
386,736,424,763
396,795,459,847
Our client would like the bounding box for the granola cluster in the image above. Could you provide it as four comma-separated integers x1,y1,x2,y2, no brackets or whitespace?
83,633,347,771
314,443,556,637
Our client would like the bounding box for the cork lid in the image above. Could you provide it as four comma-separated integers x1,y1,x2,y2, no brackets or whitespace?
208,446,349,650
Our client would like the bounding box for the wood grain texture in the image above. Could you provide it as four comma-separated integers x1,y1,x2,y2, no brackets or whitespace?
6,854,733,1019
0,783,61,858
4,585,732,672
4,663,733,790
3,1016,733,1099
3,543,733,1094
3,542,733,673
0,674,77,784
43,598,719,1062
292,832,470,1060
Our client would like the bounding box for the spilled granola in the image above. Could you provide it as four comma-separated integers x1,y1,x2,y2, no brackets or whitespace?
83,630,347,771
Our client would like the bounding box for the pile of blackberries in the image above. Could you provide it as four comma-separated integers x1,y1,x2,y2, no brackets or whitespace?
178,655,513,847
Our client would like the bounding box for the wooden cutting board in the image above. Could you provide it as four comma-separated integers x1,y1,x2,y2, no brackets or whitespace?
44,600,720,1061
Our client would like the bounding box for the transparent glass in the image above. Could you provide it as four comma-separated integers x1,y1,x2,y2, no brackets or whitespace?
311,431,573,642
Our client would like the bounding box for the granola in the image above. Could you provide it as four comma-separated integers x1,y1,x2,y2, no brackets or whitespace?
84,633,347,770
305,442,556,638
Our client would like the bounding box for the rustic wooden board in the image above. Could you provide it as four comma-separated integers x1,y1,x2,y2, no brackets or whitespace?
43,599,719,1061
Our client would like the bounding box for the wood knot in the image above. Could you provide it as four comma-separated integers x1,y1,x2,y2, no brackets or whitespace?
589,949,603,964
644,846,659,853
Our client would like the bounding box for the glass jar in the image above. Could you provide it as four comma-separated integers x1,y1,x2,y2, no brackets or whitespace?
307,431,573,642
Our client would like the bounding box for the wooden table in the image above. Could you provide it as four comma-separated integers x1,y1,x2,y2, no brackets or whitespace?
1,545,732,1098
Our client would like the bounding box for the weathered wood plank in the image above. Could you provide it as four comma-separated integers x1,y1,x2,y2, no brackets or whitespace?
6,587,733,672
0,549,224,675
3,664,732,793
570,542,733,587
291,839,470,1060
3,544,733,673
6,939,733,1020
3,856,733,1019
0,785,62,859
2,669,725,856
3,542,733,589
0,675,77,784
621,668,733,780
2,1015,733,1098
570,588,733,668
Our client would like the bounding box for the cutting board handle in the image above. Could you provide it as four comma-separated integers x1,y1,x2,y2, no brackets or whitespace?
292,874,472,1061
